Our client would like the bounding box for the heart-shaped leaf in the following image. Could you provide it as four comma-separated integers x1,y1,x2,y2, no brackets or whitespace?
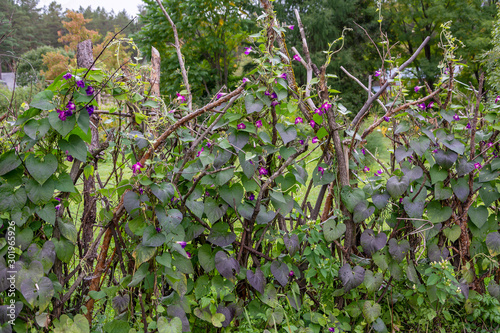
388,238,410,262
322,219,346,242
284,234,299,256
457,157,475,177
486,232,500,253
270,261,289,286
468,206,488,229
208,222,236,247
451,177,469,203
142,226,166,247
442,139,465,155
372,192,390,209
205,199,228,223
157,317,182,333
489,280,500,299
238,151,256,179
443,225,461,242
24,118,50,141
339,263,365,292
0,150,22,176
353,201,375,223
395,147,413,163
341,186,365,213
428,244,450,262
360,229,387,256
198,244,215,272
123,191,140,214
262,284,278,308
48,111,76,137
35,203,56,225
364,270,384,294
426,201,452,223
30,90,54,110
20,276,54,312
245,94,264,114
402,197,424,218
112,295,130,313
276,123,297,144
434,149,457,169
214,251,240,280
429,165,448,184
26,154,58,185
220,183,244,208
58,135,88,162
362,301,381,324
257,208,276,225
434,181,453,200
151,182,175,203
247,268,265,294
228,131,249,151
386,175,409,198
26,178,54,205
479,183,500,206
402,166,423,182
410,137,430,156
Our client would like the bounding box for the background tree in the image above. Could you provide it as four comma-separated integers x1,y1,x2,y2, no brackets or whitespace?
58,10,100,51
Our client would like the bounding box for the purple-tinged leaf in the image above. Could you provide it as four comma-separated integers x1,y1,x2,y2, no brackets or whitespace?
270,261,289,287
388,238,410,263
360,229,387,256
112,294,130,313
246,268,265,294
428,244,449,262
339,263,365,292
214,251,240,280
486,232,500,253
283,234,299,256
208,222,236,247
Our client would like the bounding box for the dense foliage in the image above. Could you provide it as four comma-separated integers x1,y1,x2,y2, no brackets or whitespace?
1,1,500,333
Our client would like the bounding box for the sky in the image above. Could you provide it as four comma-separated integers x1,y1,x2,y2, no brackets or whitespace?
37,0,144,16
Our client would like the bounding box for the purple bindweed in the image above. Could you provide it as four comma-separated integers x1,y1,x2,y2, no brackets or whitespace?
237,123,246,130
86,105,94,116
132,162,143,174
383,116,390,122
474,163,482,170
377,169,383,175
86,85,94,96
256,120,263,128
289,270,294,277
57,109,67,121
299,139,305,145
206,142,212,147
186,252,192,259
293,54,301,61
363,166,370,172
432,149,438,153
139,188,144,195
321,102,332,111
67,101,75,111
466,123,471,129
76,80,85,88
427,101,434,108
176,93,186,103
312,137,319,144
248,193,255,201
244,47,252,55
197,147,204,157
361,148,366,155
453,114,460,121
66,151,73,162
414,86,421,93
270,92,278,99
177,241,187,249
156,227,162,233
259,167,268,176
318,166,325,176
63,72,72,80
288,25,294,30
374,70,381,77
310,120,315,128
418,103,426,110
242,77,250,83
264,91,270,96
55,204,61,211
279,73,287,79
277,155,282,159
496,96,500,103
271,101,280,107
295,117,303,125
328,328,335,332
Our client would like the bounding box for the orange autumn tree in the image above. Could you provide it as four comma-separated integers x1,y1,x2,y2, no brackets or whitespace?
58,10,100,52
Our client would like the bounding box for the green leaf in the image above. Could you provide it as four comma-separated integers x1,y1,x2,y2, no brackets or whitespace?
434,181,453,200
386,175,409,198
0,185,27,211
35,203,56,225
451,177,469,203
394,121,410,134
30,90,54,110
215,168,234,186
410,137,430,156
220,183,244,207
128,263,150,287
77,109,90,134
341,186,365,213
53,238,74,263
429,165,448,184
48,111,76,137
204,199,228,224
362,301,381,324
26,154,58,185
20,276,54,312
59,134,88,162
316,127,328,140
364,270,383,295
58,221,77,244
26,178,54,205
245,94,264,114
198,244,215,272
486,232,500,253
426,201,452,224
479,183,500,206
142,225,166,247
443,225,461,242
468,206,488,229
55,173,76,193
276,123,297,144
133,244,156,267
262,284,278,308
24,118,50,140
0,151,22,176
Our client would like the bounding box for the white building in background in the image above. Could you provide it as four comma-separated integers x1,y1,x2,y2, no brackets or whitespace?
0,73,16,90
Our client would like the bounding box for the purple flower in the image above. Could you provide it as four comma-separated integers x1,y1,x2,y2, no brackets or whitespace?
256,120,263,128
487,142,494,148
432,149,438,153
374,70,381,77
312,137,319,144
363,166,370,172
428,101,434,108
56,197,61,202
197,147,204,157
289,270,294,277
321,103,332,111
139,188,144,195
314,108,323,116
270,92,278,99
328,328,335,332
248,193,255,201
377,169,383,175
86,105,94,116
271,101,280,107
466,123,471,129
176,93,186,103
86,85,94,96
496,96,500,103
293,54,301,62
67,101,75,111
295,117,303,125
279,73,287,79
156,227,162,233
237,123,246,130
277,155,282,159
242,77,250,83
310,120,315,128
66,154,73,162
57,109,67,121
453,114,460,121
474,163,482,169
414,86,421,93
299,139,305,145
177,241,187,249
186,252,192,259
259,167,268,176
216,93,225,99
418,103,426,110
399,198,403,204
76,80,85,88
63,73,72,80
265,91,270,96
55,204,61,211
288,25,294,30
383,116,390,122
318,166,325,176
361,148,366,155
244,47,252,55
132,162,143,174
